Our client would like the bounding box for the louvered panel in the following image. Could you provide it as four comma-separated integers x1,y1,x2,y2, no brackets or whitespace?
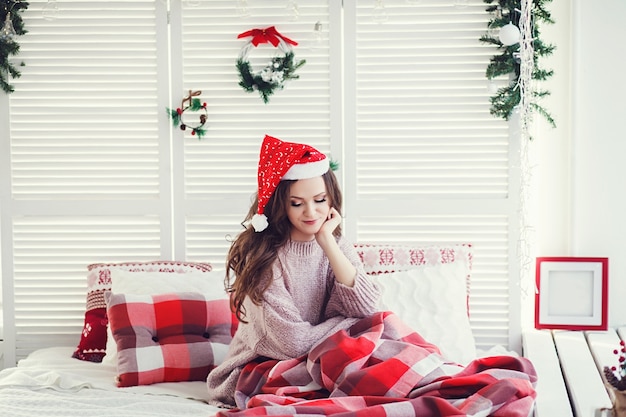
185,214,250,270
345,0,519,351
355,213,511,351
2,0,524,364
10,215,163,360
2,1,170,363
15,335,79,362
352,0,509,200
174,0,332,200
9,0,162,199
183,140,333,197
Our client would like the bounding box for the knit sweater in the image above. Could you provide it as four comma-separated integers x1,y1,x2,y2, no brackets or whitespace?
206,236,381,408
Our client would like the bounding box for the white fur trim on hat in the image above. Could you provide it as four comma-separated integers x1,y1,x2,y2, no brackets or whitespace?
282,158,330,181
250,213,269,232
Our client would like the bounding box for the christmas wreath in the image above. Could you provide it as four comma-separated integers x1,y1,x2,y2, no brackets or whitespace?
167,90,208,138
236,26,306,104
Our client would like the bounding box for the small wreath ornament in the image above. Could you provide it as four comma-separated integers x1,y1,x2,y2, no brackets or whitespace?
236,26,306,104
167,90,208,138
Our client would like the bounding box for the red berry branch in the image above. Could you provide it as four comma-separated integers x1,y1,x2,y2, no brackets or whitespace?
605,340,626,391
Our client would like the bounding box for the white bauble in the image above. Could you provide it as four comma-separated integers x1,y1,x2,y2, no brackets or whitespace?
499,22,521,46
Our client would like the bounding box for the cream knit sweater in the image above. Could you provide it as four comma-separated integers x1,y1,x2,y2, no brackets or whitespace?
206,236,381,408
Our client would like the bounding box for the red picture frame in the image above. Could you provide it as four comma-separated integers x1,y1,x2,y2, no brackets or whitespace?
535,257,608,331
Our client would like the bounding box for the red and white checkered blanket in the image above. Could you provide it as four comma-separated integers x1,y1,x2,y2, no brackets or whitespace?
218,311,537,417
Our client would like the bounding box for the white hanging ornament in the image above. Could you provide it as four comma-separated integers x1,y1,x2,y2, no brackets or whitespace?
372,0,388,23
42,0,60,21
499,22,521,46
309,21,323,50
0,12,17,41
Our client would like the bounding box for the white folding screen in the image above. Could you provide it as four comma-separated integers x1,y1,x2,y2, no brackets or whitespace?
0,0,520,365
0,0,171,365
342,0,520,351
167,0,339,266
1,0,338,365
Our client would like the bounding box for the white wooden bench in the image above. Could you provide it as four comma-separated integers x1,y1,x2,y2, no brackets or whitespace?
522,328,623,417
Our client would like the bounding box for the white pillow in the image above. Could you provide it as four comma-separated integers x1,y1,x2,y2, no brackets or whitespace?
102,269,228,364
110,269,227,300
371,260,476,365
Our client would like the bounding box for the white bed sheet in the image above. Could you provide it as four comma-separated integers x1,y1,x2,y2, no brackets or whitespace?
0,344,516,417
0,346,221,416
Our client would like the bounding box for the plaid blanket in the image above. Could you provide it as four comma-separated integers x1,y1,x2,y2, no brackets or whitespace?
218,311,537,417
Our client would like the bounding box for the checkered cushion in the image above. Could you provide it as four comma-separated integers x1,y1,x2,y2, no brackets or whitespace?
106,291,237,387
72,261,213,363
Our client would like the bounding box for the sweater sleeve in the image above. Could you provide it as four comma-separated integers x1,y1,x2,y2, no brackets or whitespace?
324,237,381,319
252,268,359,359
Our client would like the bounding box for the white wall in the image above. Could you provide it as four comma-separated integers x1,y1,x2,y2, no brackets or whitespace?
571,0,626,327
536,0,626,327
534,0,571,256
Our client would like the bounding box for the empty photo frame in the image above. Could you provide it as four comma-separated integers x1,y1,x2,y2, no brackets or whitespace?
535,257,608,331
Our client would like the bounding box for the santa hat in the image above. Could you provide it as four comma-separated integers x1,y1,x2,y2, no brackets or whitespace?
251,135,329,232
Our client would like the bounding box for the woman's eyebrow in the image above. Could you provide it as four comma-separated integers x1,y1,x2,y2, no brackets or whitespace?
289,192,326,199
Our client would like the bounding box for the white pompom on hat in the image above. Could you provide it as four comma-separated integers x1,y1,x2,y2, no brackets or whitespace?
251,135,329,232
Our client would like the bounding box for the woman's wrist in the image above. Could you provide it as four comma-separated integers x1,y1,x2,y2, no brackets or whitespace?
322,240,356,287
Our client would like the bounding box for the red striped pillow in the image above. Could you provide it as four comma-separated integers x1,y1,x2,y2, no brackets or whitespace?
106,291,237,387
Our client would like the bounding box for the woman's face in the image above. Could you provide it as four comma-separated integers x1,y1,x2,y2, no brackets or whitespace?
286,176,331,241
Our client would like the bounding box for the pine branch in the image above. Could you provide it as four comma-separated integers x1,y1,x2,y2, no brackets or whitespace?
480,0,556,130
236,59,256,92
479,35,502,46
194,127,207,139
486,54,517,79
189,98,204,111
1,1,29,94
533,89,551,99
530,102,556,128
166,108,181,126
533,1,555,24
532,68,553,81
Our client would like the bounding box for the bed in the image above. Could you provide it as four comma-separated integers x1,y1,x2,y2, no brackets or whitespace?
0,243,537,416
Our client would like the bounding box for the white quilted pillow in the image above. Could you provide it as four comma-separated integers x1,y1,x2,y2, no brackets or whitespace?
110,269,227,300
371,261,476,365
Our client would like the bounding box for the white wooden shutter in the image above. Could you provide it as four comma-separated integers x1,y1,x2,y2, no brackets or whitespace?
343,0,521,352
0,0,523,365
0,0,170,364
168,0,339,266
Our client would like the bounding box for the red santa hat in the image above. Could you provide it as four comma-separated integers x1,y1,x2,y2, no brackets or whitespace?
251,135,329,232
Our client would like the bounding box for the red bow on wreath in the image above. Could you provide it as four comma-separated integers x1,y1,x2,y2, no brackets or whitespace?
237,26,298,47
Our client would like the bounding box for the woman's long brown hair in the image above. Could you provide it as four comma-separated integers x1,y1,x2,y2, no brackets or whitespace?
226,170,343,322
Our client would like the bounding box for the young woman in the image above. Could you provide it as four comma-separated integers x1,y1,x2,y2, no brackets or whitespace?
206,135,381,407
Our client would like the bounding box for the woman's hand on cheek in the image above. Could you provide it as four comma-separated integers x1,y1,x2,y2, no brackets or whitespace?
316,207,341,244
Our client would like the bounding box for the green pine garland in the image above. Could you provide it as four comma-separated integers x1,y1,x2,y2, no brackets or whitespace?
236,51,305,104
0,0,28,94
480,0,556,128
